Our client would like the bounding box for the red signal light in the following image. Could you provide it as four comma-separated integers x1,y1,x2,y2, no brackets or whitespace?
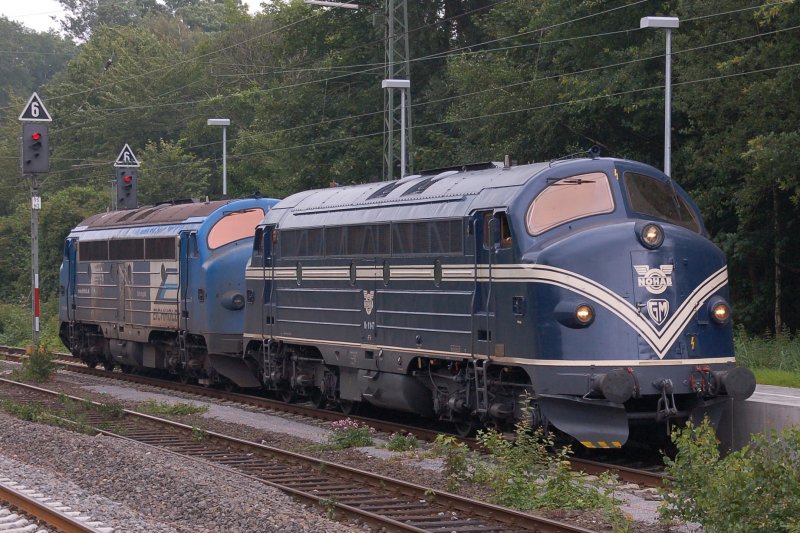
31,132,42,141
123,175,133,184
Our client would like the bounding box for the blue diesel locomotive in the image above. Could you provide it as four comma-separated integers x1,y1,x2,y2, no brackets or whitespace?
59,197,278,387
242,155,756,447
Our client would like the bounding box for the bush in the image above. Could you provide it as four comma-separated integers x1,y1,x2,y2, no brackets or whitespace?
431,434,474,491
385,432,419,452
734,326,800,374
477,416,616,513
661,419,800,533
327,418,374,449
11,344,56,383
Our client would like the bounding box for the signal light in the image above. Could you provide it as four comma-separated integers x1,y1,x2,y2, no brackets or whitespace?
116,168,138,210
21,123,49,173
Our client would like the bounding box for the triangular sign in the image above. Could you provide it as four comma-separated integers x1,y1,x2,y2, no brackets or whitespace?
18,92,52,122
114,144,140,167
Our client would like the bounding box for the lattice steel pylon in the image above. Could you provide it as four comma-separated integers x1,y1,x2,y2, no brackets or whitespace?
383,0,412,181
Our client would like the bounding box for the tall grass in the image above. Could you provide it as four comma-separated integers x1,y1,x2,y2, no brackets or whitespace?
734,326,800,374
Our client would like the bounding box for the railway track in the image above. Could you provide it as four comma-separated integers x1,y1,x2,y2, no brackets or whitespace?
1,346,667,489
0,377,594,533
0,476,110,533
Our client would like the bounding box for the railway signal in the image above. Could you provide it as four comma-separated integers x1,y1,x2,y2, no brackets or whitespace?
22,124,49,174
116,167,138,210
19,91,52,346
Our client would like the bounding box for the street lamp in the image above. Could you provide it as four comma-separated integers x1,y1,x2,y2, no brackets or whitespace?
640,16,679,177
382,79,411,178
207,118,231,197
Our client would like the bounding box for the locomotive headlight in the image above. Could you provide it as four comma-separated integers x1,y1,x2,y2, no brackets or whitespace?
639,223,664,249
575,304,594,325
709,298,731,324
221,290,246,310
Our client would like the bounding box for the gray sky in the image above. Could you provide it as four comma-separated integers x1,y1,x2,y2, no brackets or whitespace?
0,0,65,33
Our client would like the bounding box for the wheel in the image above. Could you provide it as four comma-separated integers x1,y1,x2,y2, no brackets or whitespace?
86,361,98,369
223,381,236,392
102,361,115,372
179,373,190,385
339,399,360,416
121,365,133,374
280,388,297,404
309,388,327,409
453,418,477,438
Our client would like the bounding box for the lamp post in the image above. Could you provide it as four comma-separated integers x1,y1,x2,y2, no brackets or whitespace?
207,118,230,197
382,79,411,178
640,16,679,177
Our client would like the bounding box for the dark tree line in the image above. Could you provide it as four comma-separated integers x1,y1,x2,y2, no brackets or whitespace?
0,0,798,334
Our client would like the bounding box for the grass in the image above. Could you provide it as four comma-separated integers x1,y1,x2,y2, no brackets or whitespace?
734,327,800,387
137,399,208,416
750,368,800,388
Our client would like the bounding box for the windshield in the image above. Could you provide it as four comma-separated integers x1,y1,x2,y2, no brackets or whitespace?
623,172,700,233
526,172,615,235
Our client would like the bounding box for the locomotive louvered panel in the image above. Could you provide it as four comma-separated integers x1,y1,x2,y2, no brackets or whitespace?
274,287,361,341
377,289,473,353
74,262,118,324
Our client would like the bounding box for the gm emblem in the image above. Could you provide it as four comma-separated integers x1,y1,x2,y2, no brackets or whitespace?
363,290,374,315
646,299,670,325
634,264,674,295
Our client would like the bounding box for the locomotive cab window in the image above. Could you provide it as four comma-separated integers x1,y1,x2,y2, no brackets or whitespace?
526,172,614,236
622,172,701,233
207,208,266,250
483,212,512,249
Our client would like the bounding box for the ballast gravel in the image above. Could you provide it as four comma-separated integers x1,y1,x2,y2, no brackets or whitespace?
0,412,362,533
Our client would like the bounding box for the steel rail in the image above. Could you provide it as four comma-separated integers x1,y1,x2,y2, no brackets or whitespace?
0,479,100,533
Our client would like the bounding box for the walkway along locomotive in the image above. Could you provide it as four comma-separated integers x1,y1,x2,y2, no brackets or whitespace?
243,155,756,447
59,197,278,387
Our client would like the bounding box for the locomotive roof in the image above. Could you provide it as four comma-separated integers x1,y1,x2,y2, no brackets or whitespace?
268,160,569,228
76,200,230,230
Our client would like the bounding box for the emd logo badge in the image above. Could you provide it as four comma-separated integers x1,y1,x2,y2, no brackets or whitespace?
363,290,374,315
646,299,670,325
634,264,674,295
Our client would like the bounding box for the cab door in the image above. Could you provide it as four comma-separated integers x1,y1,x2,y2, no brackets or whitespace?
178,231,197,331
62,238,77,321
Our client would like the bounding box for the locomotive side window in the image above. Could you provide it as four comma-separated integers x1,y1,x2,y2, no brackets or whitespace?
145,237,177,260
623,172,701,233
282,228,324,258
110,239,144,260
207,208,265,250
526,172,614,236
482,213,512,249
392,220,463,255
78,240,108,261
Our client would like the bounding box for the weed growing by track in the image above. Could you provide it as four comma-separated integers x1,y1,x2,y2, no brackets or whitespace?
327,418,374,449
428,407,629,528
137,399,208,416
384,432,419,452
10,344,55,383
0,394,94,435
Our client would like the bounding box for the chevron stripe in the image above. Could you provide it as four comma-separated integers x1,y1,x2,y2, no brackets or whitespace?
244,263,728,359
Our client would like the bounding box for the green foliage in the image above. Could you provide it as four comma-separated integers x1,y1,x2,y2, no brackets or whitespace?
384,432,419,452
137,399,208,416
734,327,800,374
662,419,800,533
191,425,209,442
10,344,56,383
476,412,619,514
327,418,374,449
430,434,474,492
